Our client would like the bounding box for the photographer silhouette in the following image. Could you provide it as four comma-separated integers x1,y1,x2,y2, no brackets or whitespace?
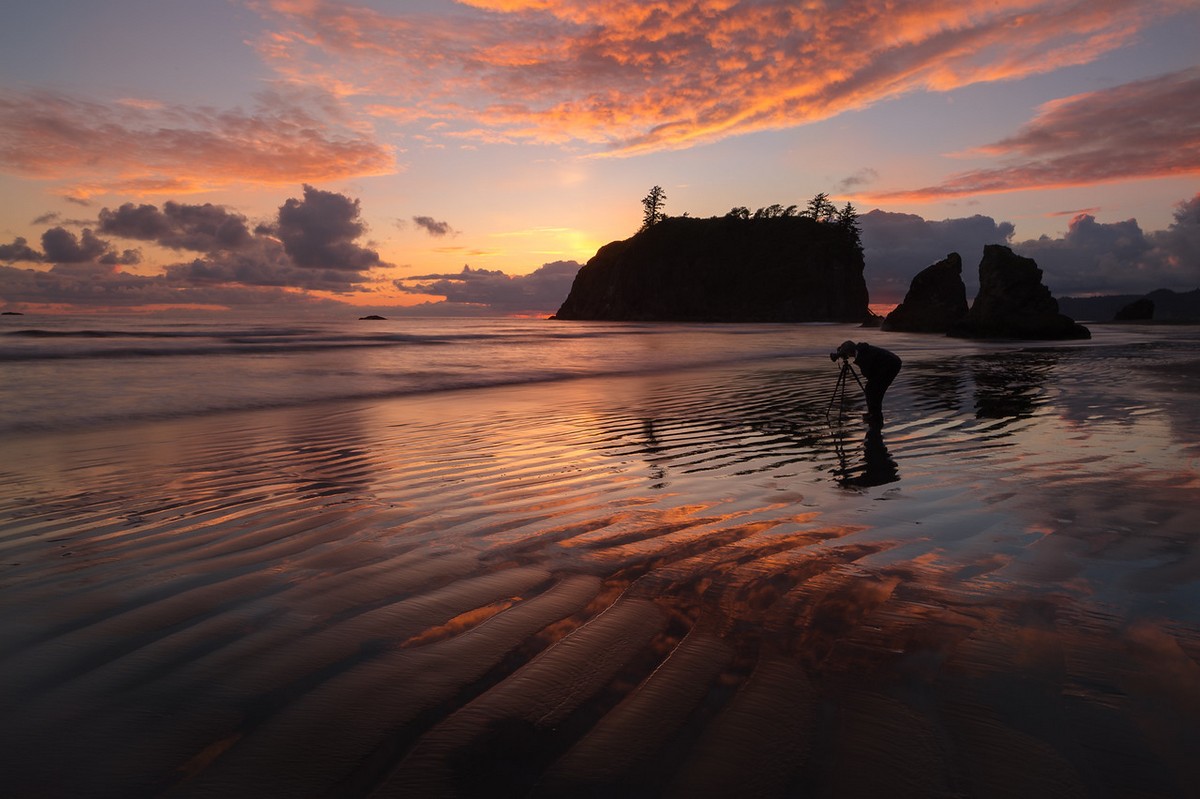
831,340,902,431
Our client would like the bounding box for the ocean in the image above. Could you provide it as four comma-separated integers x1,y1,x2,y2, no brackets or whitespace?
5,311,1196,435
3,312,1200,795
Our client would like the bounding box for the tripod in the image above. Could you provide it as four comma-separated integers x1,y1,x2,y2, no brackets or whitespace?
826,358,865,421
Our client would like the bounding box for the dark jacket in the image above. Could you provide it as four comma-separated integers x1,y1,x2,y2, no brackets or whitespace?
852,342,902,381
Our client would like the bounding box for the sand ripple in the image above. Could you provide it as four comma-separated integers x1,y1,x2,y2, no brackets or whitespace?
1,341,1199,797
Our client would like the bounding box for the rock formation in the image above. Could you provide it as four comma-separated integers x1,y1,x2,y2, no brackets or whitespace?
1144,288,1200,322
949,245,1090,340
1113,297,1154,321
553,216,869,322
882,252,968,333
1059,289,1199,322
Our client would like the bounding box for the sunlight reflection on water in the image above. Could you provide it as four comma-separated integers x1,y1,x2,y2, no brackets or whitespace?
2,326,1199,796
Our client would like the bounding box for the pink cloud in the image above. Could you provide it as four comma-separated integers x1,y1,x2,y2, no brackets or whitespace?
869,67,1200,201
251,0,1186,153
0,88,395,198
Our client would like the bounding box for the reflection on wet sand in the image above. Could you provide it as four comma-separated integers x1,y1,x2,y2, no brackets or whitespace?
833,430,900,489
971,350,1056,419
1,341,1199,796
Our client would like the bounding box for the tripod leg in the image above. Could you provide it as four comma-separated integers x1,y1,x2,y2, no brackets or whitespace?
827,367,844,417
827,364,849,419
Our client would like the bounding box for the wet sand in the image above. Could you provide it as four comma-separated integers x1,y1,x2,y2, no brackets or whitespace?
2,335,1200,797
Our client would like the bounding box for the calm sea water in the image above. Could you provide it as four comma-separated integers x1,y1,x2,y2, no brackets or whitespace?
4,313,1200,795
2,312,1198,436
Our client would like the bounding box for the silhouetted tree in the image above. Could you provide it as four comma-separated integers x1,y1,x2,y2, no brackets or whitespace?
641,185,667,230
835,201,862,251
804,192,837,222
726,206,750,219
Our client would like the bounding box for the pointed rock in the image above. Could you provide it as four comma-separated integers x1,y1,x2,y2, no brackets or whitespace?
882,252,968,333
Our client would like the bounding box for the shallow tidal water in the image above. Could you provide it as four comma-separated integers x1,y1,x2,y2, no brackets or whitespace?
1,319,1199,796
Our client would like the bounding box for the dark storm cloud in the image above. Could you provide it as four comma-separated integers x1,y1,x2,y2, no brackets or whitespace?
93,187,388,292
1012,194,1200,296
0,236,43,263
394,260,580,313
98,201,254,252
862,194,1200,304
0,186,390,308
274,184,382,270
37,227,140,266
411,216,456,237
859,210,1015,303
1152,194,1200,273
41,227,111,263
2,228,139,266
164,238,370,292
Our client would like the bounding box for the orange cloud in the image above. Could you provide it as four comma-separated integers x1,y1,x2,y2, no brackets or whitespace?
0,88,395,198
251,0,1187,154
868,67,1200,201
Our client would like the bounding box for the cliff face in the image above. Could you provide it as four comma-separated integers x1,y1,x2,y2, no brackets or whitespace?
553,216,869,322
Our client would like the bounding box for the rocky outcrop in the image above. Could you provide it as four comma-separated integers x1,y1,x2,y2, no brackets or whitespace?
882,252,968,333
1144,288,1200,322
358,314,387,320
1113,298,1154,321
1060,289,1199,322
949,245,1090,340
553,216,869,322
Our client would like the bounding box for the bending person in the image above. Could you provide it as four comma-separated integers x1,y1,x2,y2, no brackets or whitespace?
835,340,902,430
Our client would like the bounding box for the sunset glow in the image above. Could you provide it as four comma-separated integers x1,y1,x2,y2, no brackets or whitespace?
1,0,1197,313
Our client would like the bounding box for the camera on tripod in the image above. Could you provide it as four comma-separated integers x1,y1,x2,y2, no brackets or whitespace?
826,343,865,421
829,341,856,362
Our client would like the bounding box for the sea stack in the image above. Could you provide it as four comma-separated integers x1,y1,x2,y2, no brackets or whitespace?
553,216,869,323
949,245,1090,340
882,252,968,333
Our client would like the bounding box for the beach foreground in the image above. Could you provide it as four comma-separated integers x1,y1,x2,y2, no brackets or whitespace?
2,326,1200,797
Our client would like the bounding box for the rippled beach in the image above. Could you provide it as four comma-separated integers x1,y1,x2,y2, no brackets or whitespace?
2,320,1199,797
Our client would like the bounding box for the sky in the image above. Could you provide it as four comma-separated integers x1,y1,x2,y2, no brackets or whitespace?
0,0,1198,316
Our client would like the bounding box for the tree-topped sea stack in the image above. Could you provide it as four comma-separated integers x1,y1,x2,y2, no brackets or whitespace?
553,215,870,322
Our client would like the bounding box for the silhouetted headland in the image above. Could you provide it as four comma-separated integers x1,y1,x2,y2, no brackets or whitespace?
1058,288,1200,323
554,215,869,322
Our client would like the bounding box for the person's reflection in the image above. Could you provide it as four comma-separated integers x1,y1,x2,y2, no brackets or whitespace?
641,419,668,486
834,429,899,488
